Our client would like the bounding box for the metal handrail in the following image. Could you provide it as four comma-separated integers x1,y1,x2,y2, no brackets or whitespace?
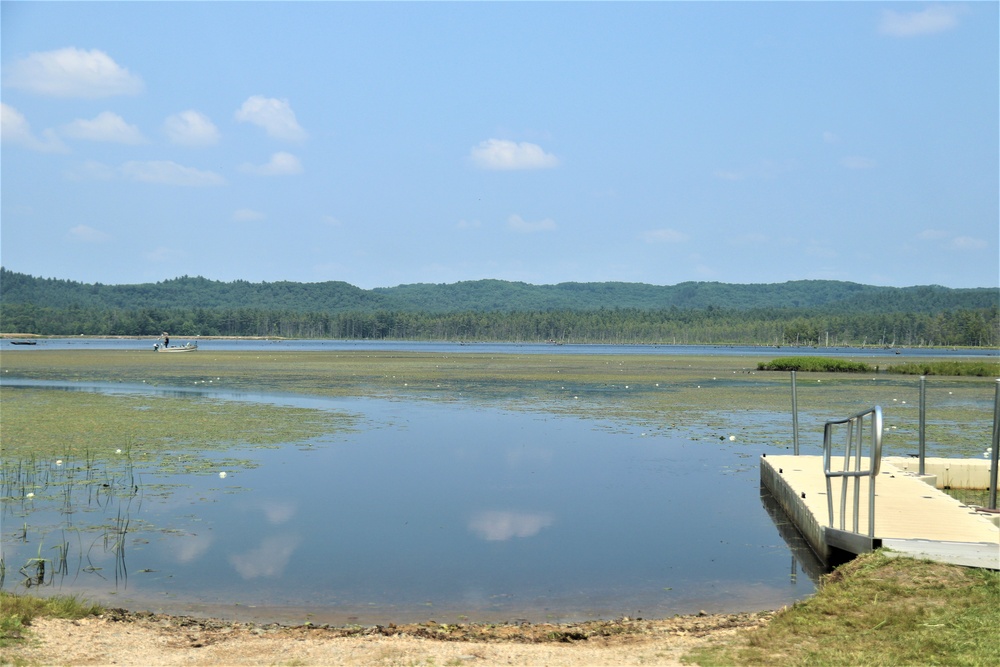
823,406,883,538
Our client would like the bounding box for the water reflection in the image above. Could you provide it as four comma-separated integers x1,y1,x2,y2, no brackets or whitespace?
469,511,555,541
1,381,823,623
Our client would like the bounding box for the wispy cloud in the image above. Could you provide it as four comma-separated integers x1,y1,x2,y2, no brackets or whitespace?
507,214,556,233
122,160,226,186
917,229,987,250
879,5,962,37
471,139,559,170
951,236,987,250
4,47,142,98
714,159,796,181
67,224,111,243
61,112,145,144
840,156,877,170
236,96,307,141
640,228,689,243
143,246,185,263
0,103,67,152
233,208,265,222
65,160,117,181
165,110,220,147
713,169,745,181
239,151,303,176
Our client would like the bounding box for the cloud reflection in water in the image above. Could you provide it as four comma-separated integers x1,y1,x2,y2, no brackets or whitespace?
469,511,554,541
229,534,301,579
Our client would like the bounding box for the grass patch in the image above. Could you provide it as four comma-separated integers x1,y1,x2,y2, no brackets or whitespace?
883,360,1000,377
0,592,102,648
757,357,873,373
687,550,1000,666
0,386,353,461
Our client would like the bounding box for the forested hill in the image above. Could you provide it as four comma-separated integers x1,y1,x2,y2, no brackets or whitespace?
2,269,996,314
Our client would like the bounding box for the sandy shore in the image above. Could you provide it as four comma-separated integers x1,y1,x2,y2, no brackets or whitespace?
6,608,772,666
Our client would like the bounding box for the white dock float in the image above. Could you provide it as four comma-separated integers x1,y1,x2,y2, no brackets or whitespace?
761,455,999,570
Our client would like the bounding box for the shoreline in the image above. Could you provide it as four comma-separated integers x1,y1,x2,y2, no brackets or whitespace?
1,332,992,353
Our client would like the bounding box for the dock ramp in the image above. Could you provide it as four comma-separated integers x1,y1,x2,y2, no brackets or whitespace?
761,406,999,570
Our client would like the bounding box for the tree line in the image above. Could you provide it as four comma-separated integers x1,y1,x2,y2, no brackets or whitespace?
2,302,996,347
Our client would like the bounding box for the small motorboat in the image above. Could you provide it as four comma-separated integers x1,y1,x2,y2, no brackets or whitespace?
154,340,198,352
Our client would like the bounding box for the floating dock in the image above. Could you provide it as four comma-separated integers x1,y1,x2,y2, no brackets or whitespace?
761,455,999,570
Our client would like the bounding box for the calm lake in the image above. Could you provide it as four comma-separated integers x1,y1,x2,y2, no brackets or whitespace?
8,340,991,624
1,374,824,624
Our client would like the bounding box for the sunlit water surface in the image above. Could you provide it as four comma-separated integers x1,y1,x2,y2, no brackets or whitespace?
2,381,821,624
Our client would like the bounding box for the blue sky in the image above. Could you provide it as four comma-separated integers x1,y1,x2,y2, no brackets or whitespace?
2,2,997,290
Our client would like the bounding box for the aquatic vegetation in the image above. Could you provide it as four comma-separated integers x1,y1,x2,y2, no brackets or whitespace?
757,357,873,373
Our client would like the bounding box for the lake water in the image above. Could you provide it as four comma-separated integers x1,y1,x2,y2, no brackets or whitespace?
1,378,823,625
8,337,998,357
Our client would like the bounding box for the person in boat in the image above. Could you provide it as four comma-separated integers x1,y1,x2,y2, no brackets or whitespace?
162,332,170,348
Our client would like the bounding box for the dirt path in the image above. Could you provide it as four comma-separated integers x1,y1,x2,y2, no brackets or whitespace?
7,609,771,666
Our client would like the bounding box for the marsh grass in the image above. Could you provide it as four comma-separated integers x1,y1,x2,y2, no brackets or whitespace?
757,357,874,373
0,385,353,463
885,359,1000,377
2,349,995,457
687,551,1000,666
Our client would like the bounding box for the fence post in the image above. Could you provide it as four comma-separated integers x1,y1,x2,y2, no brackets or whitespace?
918,376,927,476
990,378,999,510
791,370,799,455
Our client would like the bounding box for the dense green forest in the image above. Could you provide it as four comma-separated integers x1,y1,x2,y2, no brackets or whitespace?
2,269,997,346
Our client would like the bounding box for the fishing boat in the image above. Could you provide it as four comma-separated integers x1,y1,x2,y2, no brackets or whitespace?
9,340,38,345
154,341,198,352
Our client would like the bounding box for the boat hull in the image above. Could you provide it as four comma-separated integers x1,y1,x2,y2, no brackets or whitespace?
154,343,198,352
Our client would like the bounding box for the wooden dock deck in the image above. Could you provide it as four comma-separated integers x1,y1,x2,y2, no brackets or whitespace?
761,455,999,570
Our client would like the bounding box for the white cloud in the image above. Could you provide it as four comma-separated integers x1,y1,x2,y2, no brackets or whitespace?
235,96,307,141
468,511,554,541
121,160,226,186
822,131,841,144
880,5,962,37
917,229,949,241
840,156,877,170
640,228,690,243
0,103,67,152
471,139,559,170
321,215,342,227
4,47,142,98
951,236,987,250
507,214,556,233
233,208,265,222
165,110,220,147
456,219,481,229
61,111,145,144
239,151,303,176
67,224,111,243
